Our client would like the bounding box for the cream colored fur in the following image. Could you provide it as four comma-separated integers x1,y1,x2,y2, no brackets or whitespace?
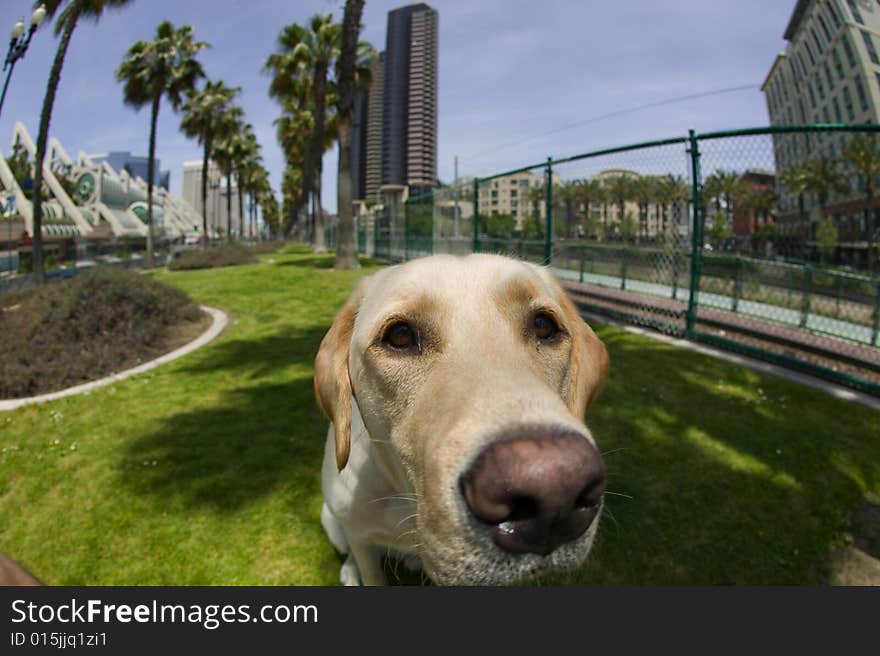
315,254,609,585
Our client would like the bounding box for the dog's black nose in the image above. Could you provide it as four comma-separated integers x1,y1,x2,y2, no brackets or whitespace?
460,431,606,556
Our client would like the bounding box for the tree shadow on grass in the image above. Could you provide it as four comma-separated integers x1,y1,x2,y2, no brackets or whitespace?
557,328,880,584
115,321,880,582
275,256,336,269
117,327,331,514
274,255,379,270
177,324,327,381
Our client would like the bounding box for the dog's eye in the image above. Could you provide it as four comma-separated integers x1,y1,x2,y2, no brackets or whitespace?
532,312,559,340
383,321,416,350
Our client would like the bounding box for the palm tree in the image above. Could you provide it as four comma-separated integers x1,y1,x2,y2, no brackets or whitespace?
603,173,635,238
228,123,258,239
116,20,207,263
335,0,366,270
281,166,304,236
740,187,777,253
527,185,544,222
703,170,743,237
555,180,581,239
274,108,312,237
632,177,657,244
803,156,848,228
239,148,267,239
661,175,690,235
780,162,811,243
209,108,246,239
180,80,240,245
260,189,281,238
842,133,880,271
266,15,341,253
30,0,133,282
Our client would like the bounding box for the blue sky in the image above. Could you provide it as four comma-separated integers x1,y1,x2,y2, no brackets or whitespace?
0,0,796,211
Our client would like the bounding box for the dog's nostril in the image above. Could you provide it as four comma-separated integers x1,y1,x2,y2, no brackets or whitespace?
461,431,606,556
503,496,539,523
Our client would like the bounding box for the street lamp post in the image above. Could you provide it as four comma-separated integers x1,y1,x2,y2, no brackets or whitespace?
0,4,47,120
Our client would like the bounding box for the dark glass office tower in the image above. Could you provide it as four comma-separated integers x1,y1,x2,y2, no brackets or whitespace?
382,3,438,191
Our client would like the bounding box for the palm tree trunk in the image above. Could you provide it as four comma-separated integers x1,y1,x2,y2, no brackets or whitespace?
335,0,365,269
237,178,244,240
146,92,161,266
226,171,233,240
31,8,81,283
201,139,211,248
336,118,357,266
311,66,328,253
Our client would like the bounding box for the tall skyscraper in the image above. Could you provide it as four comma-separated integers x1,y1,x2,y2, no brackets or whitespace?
404,7,438,191
383,3,438,194
351,4,438,203
364,52,386,201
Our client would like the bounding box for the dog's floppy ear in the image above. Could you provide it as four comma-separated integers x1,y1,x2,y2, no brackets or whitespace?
539,269,609,419
314,281,365,471
562,296,610,419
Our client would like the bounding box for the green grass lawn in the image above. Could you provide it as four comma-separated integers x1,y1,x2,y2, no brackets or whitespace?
1,245,878,584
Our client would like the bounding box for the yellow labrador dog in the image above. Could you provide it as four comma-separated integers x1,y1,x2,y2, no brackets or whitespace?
315,254,609,585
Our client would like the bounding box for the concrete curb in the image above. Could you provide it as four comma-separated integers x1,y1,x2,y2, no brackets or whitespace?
0,305,228,412
580,310,880,413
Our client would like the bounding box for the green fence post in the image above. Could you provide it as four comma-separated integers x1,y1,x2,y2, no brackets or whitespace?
800,265,813,328
732,256,742,313
544,157,553,266
472,178,479,253
685,129,703,338
871,278,880,347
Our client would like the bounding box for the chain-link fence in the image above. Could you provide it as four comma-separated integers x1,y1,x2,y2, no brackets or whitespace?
355,125,880,395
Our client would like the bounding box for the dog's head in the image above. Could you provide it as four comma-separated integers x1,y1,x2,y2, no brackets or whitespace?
315,254,609,585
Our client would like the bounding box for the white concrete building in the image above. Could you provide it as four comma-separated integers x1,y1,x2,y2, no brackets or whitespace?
181,160,243,238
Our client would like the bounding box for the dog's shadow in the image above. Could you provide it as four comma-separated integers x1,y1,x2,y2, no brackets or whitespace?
116,325,330,513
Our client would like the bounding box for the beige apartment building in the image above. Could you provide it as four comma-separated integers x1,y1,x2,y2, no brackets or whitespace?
761,0,880,263
478,170,560,229
478,168,674,238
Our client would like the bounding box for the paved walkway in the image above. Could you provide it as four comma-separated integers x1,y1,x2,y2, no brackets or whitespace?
553,267,877,346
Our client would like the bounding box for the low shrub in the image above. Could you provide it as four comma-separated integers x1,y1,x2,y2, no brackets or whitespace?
247,241,283,255
168,243,258,271
0,267,205,398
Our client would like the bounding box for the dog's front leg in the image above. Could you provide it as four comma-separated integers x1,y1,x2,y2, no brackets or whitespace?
349,542,386,586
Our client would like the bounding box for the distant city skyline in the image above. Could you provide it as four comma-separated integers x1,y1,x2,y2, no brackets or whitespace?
0,1,796,212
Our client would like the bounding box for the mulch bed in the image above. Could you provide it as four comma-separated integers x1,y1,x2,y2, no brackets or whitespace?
0,268,208,399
